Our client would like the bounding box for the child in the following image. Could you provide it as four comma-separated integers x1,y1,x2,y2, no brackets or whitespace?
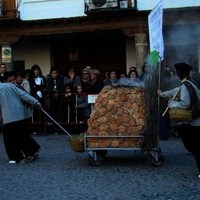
75,85,91,123
60,83,75,123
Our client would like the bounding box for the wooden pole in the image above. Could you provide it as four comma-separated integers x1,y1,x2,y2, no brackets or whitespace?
162,78,187,117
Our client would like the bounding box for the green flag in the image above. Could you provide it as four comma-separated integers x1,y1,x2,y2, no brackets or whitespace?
148,50,160,67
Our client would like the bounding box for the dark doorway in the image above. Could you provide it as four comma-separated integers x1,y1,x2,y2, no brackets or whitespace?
13,60,25,72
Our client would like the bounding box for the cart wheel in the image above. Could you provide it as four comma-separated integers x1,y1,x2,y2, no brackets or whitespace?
89,155,104,166
149,154,163,167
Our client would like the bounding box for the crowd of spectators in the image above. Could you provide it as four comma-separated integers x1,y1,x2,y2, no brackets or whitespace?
0,62,150,134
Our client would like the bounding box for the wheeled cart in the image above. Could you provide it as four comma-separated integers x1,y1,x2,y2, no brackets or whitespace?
83,85,163,166
84,134,162,166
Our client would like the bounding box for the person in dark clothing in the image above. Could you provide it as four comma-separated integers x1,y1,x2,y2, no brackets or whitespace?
80,68,91,93
64,67,81,91
45,67,65,125
0,63,7,83
29,64,46,103
4,71,40,161
158,62,200,178
75,85,91,122
88,69,104,94
0,75,41,164
28,64,46,133
60,83,76,123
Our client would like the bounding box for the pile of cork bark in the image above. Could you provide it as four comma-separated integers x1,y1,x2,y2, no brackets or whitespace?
86,86,147,148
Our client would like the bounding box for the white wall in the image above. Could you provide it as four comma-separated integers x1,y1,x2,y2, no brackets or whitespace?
138,0,200,10
126,37,136,72
19,0,85,20
18,0,200,21
13,43,51,75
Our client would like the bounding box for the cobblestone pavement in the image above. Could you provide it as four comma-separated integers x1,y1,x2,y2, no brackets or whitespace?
0,134,199,200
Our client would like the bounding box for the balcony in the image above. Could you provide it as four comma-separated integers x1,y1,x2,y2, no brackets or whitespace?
84,0,137,14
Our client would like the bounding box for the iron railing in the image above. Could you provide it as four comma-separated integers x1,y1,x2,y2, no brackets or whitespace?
85,0,137,14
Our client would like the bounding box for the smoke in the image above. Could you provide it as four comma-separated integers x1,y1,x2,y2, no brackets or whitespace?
163,23,200,71
112,77,145,88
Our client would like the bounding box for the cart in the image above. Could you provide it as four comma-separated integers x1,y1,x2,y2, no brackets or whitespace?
83,133,162,166
84,88,163,166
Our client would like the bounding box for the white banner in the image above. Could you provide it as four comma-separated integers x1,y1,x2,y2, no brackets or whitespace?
148,0,164,60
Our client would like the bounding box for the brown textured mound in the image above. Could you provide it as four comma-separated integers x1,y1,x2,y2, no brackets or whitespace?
86,86,147,148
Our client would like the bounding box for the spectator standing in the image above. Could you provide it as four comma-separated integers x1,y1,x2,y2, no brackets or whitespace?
127,70,144,88
103,71,110,86
129,66,137,72
64,67,81,91
75,84,90,133
85,66,92,76
0,63,7,83
60,83,75,123
119,71,127,79
104,70,119,86
29,64,46,133
3,71,16,84
16,71,31,93
110,70,119,85
128,70,140,81
24,69,31,81
45,67,64,124
75,85,91,123
88,69,104,94
46,67,64,94
29,64,46,103
80,68,91,93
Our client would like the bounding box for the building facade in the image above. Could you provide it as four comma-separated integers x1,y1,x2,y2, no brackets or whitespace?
0,0,200,75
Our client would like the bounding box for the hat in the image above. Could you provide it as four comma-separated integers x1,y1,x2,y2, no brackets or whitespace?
86,66,92,69
174,63,193,71
81,68,88,74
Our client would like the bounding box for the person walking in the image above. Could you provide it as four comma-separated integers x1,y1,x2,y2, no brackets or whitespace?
0,80,41,164
158,62,200,178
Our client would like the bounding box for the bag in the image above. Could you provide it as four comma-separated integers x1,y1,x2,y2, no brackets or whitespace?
184,81,200,119
169,108,192,122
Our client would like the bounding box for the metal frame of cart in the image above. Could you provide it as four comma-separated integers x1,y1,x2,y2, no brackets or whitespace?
84,134,162,166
